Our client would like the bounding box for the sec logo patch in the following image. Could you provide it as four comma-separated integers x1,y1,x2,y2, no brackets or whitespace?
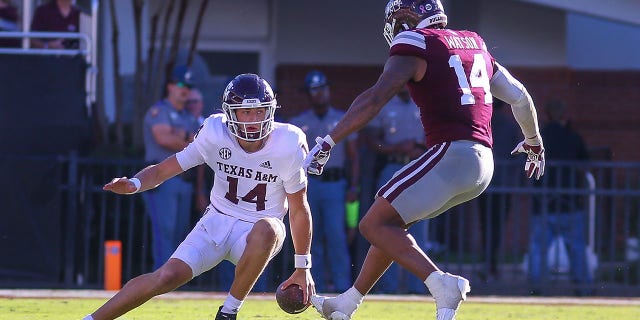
219,147,232,160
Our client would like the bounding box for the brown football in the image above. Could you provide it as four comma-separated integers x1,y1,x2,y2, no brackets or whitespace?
275,282,308,314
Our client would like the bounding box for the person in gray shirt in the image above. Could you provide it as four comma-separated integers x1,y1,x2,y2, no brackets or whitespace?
289,70,360,293
142,65,200,270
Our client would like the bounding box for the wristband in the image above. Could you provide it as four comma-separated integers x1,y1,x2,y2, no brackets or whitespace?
127,178,141,194
524,134,541,146
323,135,336,147
294,254,312,269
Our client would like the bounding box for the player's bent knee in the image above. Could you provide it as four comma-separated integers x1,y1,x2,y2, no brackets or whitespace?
248,218,283,250
153,260,192,290
358,218,375,241
357,212,389,241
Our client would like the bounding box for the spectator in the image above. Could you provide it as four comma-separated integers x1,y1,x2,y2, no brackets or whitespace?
476,98,521,281
186,88,206,126
528,98,592,295
142,65,200,271
289,70,359,293
0,0,19,48
365,86,428,294
185,88,210,214
84,73,315,320
306,1,544,319
30,0,80,49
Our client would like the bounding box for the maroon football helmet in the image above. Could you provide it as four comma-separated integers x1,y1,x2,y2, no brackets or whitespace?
383,0,448,46
222,73,278,141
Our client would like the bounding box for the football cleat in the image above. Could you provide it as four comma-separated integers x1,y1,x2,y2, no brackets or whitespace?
311,294,354,320
425,271,470,320
215,306,237,320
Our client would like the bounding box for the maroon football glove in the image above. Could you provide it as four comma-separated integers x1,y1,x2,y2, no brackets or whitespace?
511,141,545,180
303,135,335,175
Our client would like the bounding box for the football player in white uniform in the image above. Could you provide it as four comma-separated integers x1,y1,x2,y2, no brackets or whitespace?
84,74,315,320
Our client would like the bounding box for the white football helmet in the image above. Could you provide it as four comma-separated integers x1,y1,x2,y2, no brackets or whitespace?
221,73,279,141
383,0,448,46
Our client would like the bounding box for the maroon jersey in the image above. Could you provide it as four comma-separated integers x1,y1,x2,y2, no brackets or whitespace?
390,28,495,149
30,1,81,49
31,1,80,32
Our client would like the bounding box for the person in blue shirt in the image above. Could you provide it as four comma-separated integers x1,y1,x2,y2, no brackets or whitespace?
528,98,592,295
289,70,360,293
142,65,200,271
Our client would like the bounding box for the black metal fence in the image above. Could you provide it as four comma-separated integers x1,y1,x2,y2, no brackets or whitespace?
427,160,640,296
1,153,639,296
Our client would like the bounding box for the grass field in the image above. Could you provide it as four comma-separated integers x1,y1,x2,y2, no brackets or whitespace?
1,290,639,320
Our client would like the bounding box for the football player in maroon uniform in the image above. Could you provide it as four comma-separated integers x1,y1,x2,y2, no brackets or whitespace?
306,1,544,319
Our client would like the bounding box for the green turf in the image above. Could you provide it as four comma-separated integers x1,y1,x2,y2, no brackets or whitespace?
0,297,638,319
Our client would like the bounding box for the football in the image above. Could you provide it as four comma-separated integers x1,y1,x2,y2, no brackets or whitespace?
275,282,308,314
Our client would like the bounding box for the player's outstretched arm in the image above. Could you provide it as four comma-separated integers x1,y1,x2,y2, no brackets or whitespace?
327,55,421,144
103,155,185,194
490,62,541,145
283,187,315,304
103,176,141,194
304,55,421,176
490,62,545,179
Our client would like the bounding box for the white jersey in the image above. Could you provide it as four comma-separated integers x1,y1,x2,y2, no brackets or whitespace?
176,114,308,222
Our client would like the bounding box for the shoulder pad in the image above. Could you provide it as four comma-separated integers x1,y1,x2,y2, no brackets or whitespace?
391,30,426,50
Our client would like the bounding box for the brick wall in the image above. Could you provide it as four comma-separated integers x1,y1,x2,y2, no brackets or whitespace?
510,68,640,161
275,64,383,119
277,65,640,161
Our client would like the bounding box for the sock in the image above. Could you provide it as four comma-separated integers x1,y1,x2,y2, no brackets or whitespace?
342,286,364,305
221,294,244,314
436,308,456,320
425,270,445,288
82,315,94,320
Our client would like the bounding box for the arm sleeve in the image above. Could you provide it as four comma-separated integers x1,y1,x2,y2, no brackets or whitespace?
490,62,541,145
175,142,205,171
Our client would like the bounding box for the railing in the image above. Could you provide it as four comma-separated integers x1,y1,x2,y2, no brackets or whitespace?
415,160,640,296
0,31,91,56
0,31,96,117
0,0,99,116
1,154,639,296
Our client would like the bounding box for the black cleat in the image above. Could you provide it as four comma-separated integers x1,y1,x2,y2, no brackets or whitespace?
215,306,237,320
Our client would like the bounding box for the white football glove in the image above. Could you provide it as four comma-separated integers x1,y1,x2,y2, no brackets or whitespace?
303,135,335,175
511,140,545,180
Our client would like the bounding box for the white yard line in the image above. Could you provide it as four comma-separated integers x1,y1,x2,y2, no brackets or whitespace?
1,289,639,306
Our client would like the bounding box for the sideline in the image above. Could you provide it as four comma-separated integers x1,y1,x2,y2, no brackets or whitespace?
1,289,639,306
